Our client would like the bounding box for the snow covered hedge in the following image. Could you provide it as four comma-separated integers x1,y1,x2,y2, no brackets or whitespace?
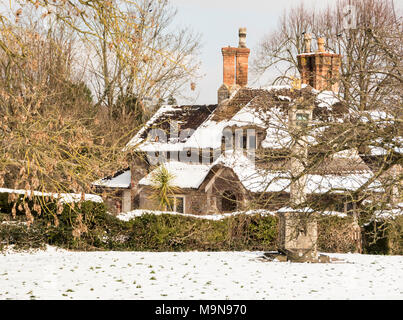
1,191,400,253
0,191,109,250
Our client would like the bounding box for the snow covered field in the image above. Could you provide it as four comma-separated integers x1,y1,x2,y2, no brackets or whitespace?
0,247,402,300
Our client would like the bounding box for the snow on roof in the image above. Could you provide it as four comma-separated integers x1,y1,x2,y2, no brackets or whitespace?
305,172,383,194
124,105,181,150
125,86,344,153
260,107,291,149
92,169,131,189
332,149,361,159
227,150,379,192
373,207,403,219
216,151,381,194
260,106,328,149
316,91,340,110
362,204,403,223
139,161,211,189
368,137,403,155
184,101,266,149
0,188,103,203
214,151,290,193
181,119,226,150
360,110,396,123
140,149,382,194
124,104,217,152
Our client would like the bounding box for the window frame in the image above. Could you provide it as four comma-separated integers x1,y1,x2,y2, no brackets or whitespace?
167,195,186,214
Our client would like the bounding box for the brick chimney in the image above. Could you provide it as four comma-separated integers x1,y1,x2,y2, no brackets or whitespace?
221,46,237,87
218,28,250,104
297,35,341,92
236,28,250,87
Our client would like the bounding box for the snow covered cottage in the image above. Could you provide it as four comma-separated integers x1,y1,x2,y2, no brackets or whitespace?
93,29,399,216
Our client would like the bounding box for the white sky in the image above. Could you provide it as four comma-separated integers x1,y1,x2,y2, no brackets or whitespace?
169,0,336,104
170,0,401,105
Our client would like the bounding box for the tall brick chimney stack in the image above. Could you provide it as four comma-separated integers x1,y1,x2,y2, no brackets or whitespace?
236,28,250,87
218,28,250,104
297,35,341,92
221,47,237,88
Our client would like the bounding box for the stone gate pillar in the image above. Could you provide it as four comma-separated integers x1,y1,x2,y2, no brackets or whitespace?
277,101,319,262
278,209,318,262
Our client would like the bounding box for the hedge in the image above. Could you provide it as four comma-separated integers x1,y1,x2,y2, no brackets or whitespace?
362,216,403,255
0,191,400,254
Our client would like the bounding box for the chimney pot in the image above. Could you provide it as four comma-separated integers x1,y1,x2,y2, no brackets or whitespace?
238,27,247,48
316,37,325,53
304,33,312,53
297,37,341,92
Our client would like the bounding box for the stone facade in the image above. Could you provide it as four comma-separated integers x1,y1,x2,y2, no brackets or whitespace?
137,166,249,215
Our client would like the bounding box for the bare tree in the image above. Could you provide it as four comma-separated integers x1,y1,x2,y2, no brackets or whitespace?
250,0,402,260
253,0,401,111
0,1,202,224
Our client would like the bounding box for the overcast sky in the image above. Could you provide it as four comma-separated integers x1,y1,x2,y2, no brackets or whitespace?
169,0,337,104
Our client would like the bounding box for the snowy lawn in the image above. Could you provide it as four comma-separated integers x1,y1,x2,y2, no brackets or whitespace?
0,247,402,300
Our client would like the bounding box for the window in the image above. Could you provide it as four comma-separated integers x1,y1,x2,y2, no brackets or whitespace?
296,113,309,121
296,113,309,129
242,135,248,149
176,197,184,214
335,200,355,214
335,202,344,213
133,194,140,209
167,196,185,214
346,201,355,214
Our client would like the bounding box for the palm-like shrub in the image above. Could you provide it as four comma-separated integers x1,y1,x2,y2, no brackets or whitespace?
149,165,179,211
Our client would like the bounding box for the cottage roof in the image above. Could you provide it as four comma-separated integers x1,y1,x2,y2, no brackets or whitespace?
122,85,392,195
124,85,346,153
138,150,382,194
93,168,131,189
139,161,211,189
124,104,217,151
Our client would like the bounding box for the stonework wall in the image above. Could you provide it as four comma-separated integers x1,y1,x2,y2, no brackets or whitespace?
138,187,209,215
207,168,249,213
136,167,250,215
